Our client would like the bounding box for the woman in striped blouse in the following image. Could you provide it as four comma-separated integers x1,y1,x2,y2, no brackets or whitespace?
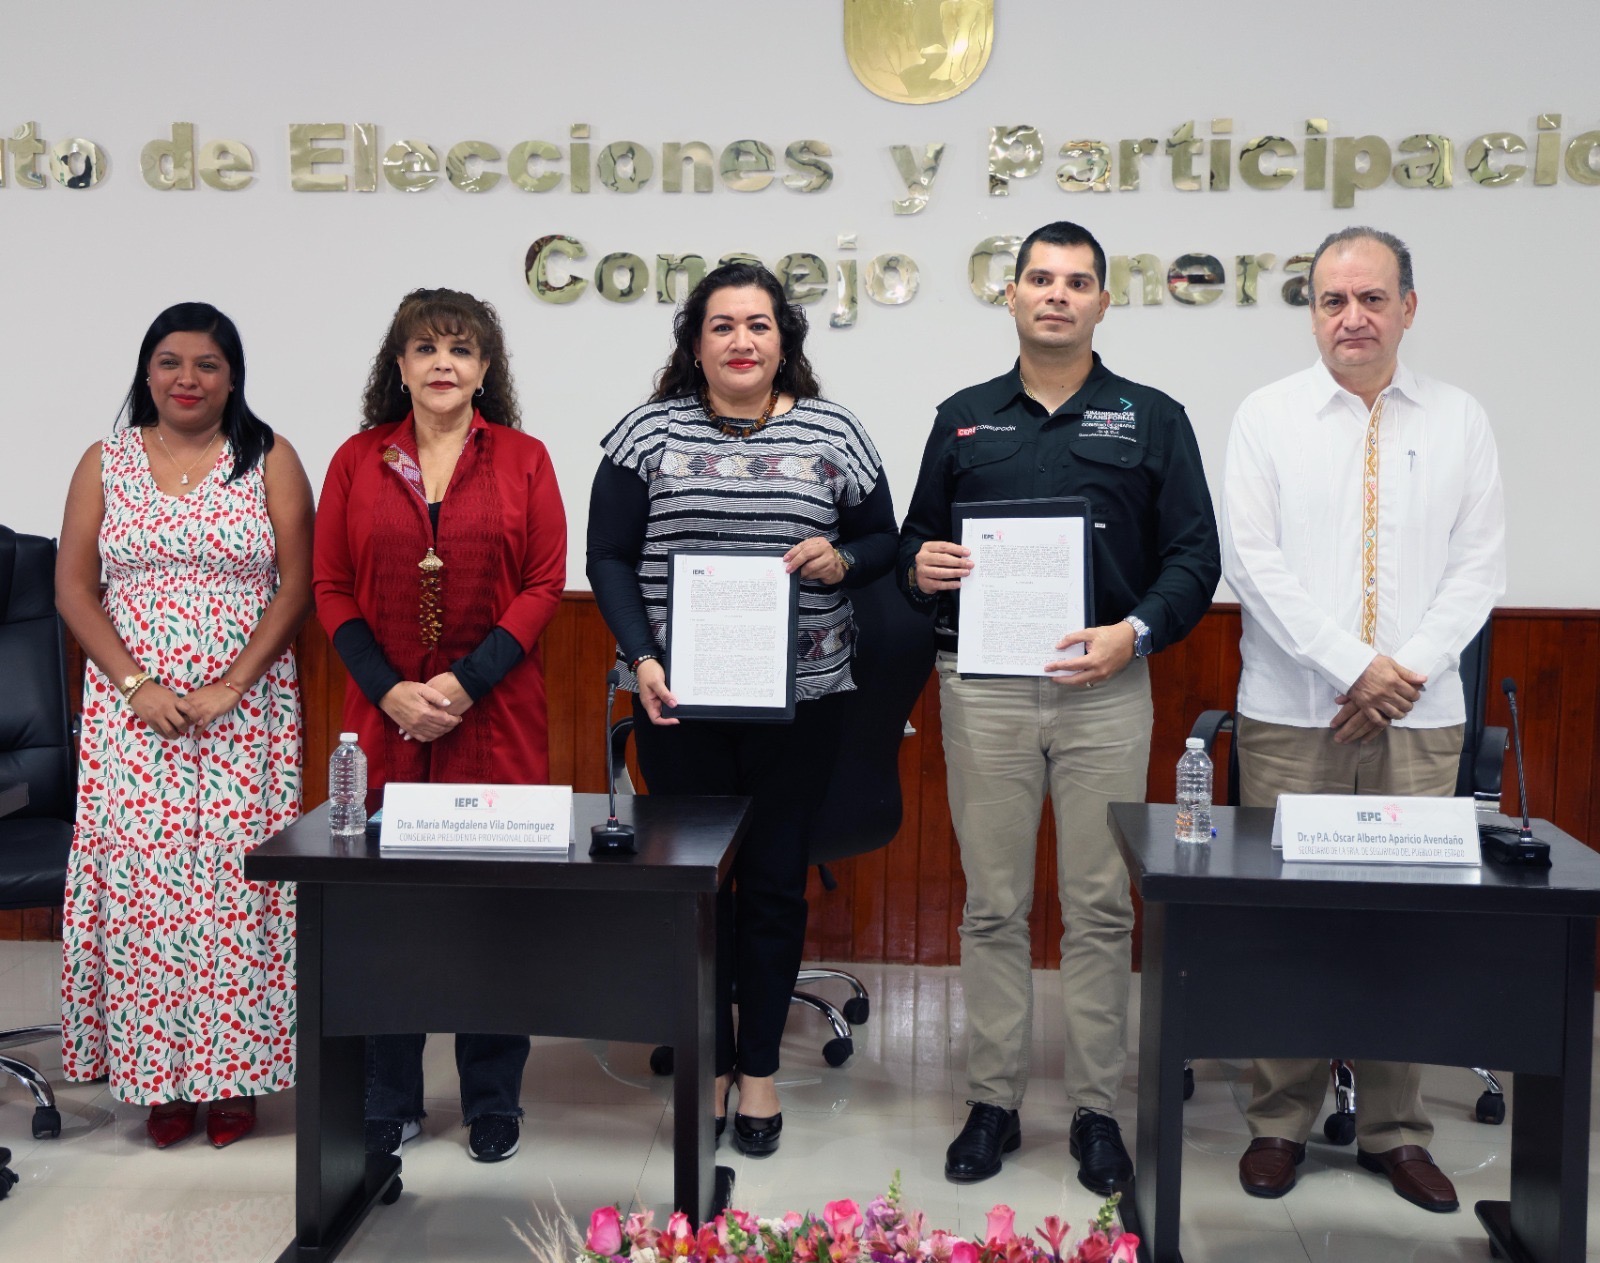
587,262,896,1157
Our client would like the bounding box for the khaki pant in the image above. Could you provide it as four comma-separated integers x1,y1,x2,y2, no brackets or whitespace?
1238,716,1465,1150
938,651,1152,1111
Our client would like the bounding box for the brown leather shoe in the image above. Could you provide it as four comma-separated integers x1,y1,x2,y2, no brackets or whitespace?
1356,1145,1459,1212
1238,1137,1306,1198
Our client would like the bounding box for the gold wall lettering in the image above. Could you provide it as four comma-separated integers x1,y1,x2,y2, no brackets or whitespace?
7,122,48,188
1392,135,1453,189
1465,133,1527,186
1108,255,1165,307
890,143,945,213
843,0,993,105
49,137,106,189
656,255,708,304
777,253,830,303
988,126,1043,195
864,253,920,304
141,124,254,191
1056,141,1111,194
662,142,715,193
1167,254,1226,305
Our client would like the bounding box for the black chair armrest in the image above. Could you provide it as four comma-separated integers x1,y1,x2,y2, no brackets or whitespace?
1188,709,1236,757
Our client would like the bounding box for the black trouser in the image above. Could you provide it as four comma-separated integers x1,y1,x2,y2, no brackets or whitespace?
632,691,845,1078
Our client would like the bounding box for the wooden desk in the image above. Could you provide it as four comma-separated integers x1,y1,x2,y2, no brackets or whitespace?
1110,803,1600,1263
0,782,26,818
246,794,750,1263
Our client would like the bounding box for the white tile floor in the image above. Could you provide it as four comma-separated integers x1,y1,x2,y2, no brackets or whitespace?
2,938,1596,1261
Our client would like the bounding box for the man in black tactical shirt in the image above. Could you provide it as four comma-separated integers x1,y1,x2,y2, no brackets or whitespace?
899,220,1220,1191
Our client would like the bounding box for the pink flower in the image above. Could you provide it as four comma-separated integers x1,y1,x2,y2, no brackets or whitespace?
625,1212,660,1251
1037,1217,1070,1260
951,1241,980,1263
984,1206,1017,1246
587,1207,623,1256
921,1229,957,1263
824,1199,864,1241
1109,1236,1139,1263
1067,1235,1111,1263
664,1212,695,1257
782,1213,804,1231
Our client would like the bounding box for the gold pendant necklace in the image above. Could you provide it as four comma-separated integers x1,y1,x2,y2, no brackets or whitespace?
156,426,221,486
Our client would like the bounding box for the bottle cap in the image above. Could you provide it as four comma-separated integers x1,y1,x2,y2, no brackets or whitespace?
1185,737,1205,750
339,732,359,743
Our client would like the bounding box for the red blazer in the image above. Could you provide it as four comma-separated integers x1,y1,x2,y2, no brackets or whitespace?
313,413,566,792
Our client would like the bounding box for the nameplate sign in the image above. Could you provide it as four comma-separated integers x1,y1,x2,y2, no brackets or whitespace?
378,782,573,853
1271,794,1481,866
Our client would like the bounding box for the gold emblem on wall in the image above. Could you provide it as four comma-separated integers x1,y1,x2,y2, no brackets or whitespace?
844,0,994,105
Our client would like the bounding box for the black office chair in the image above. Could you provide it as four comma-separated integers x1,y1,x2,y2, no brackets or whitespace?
618,571,936,1070
0,526,77,1140
1186,621,1508,1133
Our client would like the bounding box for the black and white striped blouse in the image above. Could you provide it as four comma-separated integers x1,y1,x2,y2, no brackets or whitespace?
599,394,884,700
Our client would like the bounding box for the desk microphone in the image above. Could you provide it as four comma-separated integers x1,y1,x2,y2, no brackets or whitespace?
590,668,637,858
1480,677,1550,866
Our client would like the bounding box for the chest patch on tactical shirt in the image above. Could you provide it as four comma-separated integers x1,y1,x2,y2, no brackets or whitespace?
956,424,1018,438
1079,409,1137,442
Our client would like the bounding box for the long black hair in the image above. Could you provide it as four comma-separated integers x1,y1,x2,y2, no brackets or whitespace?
651,262,821,403
118,302,274,482
360,288,521,430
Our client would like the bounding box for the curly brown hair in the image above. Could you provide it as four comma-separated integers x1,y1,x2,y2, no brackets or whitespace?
359,288,522,430
651,262,821,403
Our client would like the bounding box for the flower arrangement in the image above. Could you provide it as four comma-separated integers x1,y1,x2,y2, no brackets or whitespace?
550,1174,1137,1263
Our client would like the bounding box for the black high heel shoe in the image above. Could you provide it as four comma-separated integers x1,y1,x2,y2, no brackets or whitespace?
732,1111,782,1157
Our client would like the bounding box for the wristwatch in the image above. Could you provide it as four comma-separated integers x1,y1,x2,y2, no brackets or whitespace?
1123,615,1153,658
833,546,855,574
119,670,154,700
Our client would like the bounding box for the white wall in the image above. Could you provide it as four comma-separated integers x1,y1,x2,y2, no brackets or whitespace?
5,0,1596,606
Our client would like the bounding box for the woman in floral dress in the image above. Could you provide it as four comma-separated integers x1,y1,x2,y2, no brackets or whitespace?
55,302,314,1149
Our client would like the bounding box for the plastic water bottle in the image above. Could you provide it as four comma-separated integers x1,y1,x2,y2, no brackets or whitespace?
1175,737,1213,843
328,732,368,837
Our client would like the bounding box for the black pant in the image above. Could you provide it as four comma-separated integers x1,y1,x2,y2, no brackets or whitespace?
632,691,845,1078
365,1033,530,1124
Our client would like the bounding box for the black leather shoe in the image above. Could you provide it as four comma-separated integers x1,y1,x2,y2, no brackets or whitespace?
945,1102,1021,1183
1069,1107,1133,1194
732,1112,782,1157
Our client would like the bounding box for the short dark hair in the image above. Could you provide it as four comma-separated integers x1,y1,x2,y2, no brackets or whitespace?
119,302,274,483
360,288,521,430
1014,221,1107,290
1309,227,1415,300
652,262,821,402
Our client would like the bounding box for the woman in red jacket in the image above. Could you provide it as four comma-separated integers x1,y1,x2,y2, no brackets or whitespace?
313,287,566,1165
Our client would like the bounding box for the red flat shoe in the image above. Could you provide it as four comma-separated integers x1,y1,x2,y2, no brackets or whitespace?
147,1101,199,1149
207,1096,258,1149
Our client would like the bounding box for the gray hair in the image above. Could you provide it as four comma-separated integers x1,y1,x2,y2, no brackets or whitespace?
1309,227,1415,300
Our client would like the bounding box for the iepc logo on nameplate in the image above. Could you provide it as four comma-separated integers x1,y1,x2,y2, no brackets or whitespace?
378,783,573,853
1271,794,1481,866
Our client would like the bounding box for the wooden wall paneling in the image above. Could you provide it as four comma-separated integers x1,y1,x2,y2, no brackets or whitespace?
1547,616,1593,830
912,673,960,965
1485,615,1528,815
540,595,578,789
21,603,1600,952
1523,618,1564,820
879,688,929,962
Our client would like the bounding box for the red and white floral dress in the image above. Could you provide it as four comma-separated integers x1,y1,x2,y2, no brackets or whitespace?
60,429,300,1104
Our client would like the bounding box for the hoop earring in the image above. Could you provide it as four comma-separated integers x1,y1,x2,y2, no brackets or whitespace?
475,386,485,397
400,383,410,394
693,358,701,369
780,358,787,368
